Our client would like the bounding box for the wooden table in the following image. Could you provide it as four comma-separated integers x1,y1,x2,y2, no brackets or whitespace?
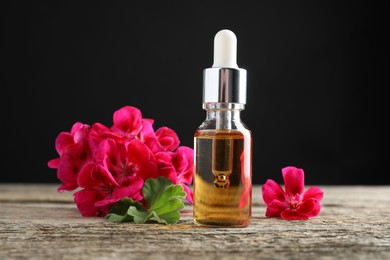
1,184,389,259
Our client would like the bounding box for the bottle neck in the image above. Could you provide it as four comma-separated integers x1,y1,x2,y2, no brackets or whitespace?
202,103,245,130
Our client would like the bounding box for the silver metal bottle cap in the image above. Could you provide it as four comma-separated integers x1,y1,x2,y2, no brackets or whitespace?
203,67,247,104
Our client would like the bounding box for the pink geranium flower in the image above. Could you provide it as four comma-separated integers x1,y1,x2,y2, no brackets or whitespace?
170,146,194,203
47,122,92,192
88,106,143,145
97,138,159,182
73,138,157,216
111,106,143,139
48,105,194,217
153,146,194,203
75,162,144,216
155,127,180,152
262,166,323,220
138,119,180,153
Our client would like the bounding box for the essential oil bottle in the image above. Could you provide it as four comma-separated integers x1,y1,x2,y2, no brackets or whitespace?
193,29,252,227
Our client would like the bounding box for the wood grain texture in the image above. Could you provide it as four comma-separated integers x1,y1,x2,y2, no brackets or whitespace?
1,184,389,259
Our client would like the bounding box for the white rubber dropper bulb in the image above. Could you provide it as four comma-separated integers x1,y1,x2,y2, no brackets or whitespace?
212,29,239,69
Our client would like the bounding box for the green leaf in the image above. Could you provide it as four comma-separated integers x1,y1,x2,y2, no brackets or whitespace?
106,213,133,223
106,177,186,225
130,177,186,224
106,198,144,223
142,177,174,209
150,199,184,224
150,185,186,214
127,206,152,224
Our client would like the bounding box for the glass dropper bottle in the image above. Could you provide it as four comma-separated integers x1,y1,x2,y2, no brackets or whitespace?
193,29,252,227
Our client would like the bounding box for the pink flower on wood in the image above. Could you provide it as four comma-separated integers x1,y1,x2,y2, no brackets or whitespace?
48,105,195,217
262,166,323,220
170,146,194,203
154,146,194,203
97,138,159,182
75,162,144,216
47,122,92,192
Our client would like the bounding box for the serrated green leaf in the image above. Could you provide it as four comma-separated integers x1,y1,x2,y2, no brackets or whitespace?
127,206,153,224
106,213,133,223
150,211,169,225
142,177,186,224
142,177,174,209
150,184,186,212
106,198,144,223
109,198,144,215
107,177,187,225
154,198,185,215
150,198,184,224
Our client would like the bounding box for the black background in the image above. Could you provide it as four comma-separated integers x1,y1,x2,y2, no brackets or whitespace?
1,1,387,185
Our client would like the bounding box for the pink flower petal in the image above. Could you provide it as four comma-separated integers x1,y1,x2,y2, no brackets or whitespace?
77,162,119,189
139,119,155,139
136,161,158,181
57,184,74,193
77,162,96,188
94,165,119,187
47,158,60,169
95,176,145,207
282,166,305,197
182,184,194,204
303,186,324,201
281,209,309,220
306,202,321,218
113,176,144,200
265,199,287,217
95,197,120,207
172,146,194,185
72,124,91,144
155,127,180,151
155,152,178,182
94,139,125,179
70,122,84,135
95,138,122,165
126,139,154,165
54,132,73,155
74,189,104,217
297,198,321,218
91,122,111,133
89,122,111,153
56,150,80,191
112,106,143,137
138,119,161,153
262,179,286,205
103,155,124,181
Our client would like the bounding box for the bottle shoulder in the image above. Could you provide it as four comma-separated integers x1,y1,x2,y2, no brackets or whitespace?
197,120,250,131
195,125,251,137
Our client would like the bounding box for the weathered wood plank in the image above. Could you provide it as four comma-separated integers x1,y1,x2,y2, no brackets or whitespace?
0,184,73,203
1,185,389,259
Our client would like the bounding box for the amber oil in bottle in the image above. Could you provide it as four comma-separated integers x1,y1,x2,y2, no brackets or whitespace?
194,127,252,227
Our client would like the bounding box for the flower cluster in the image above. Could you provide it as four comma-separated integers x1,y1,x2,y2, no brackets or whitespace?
48,106,193,217
262,166,323,220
